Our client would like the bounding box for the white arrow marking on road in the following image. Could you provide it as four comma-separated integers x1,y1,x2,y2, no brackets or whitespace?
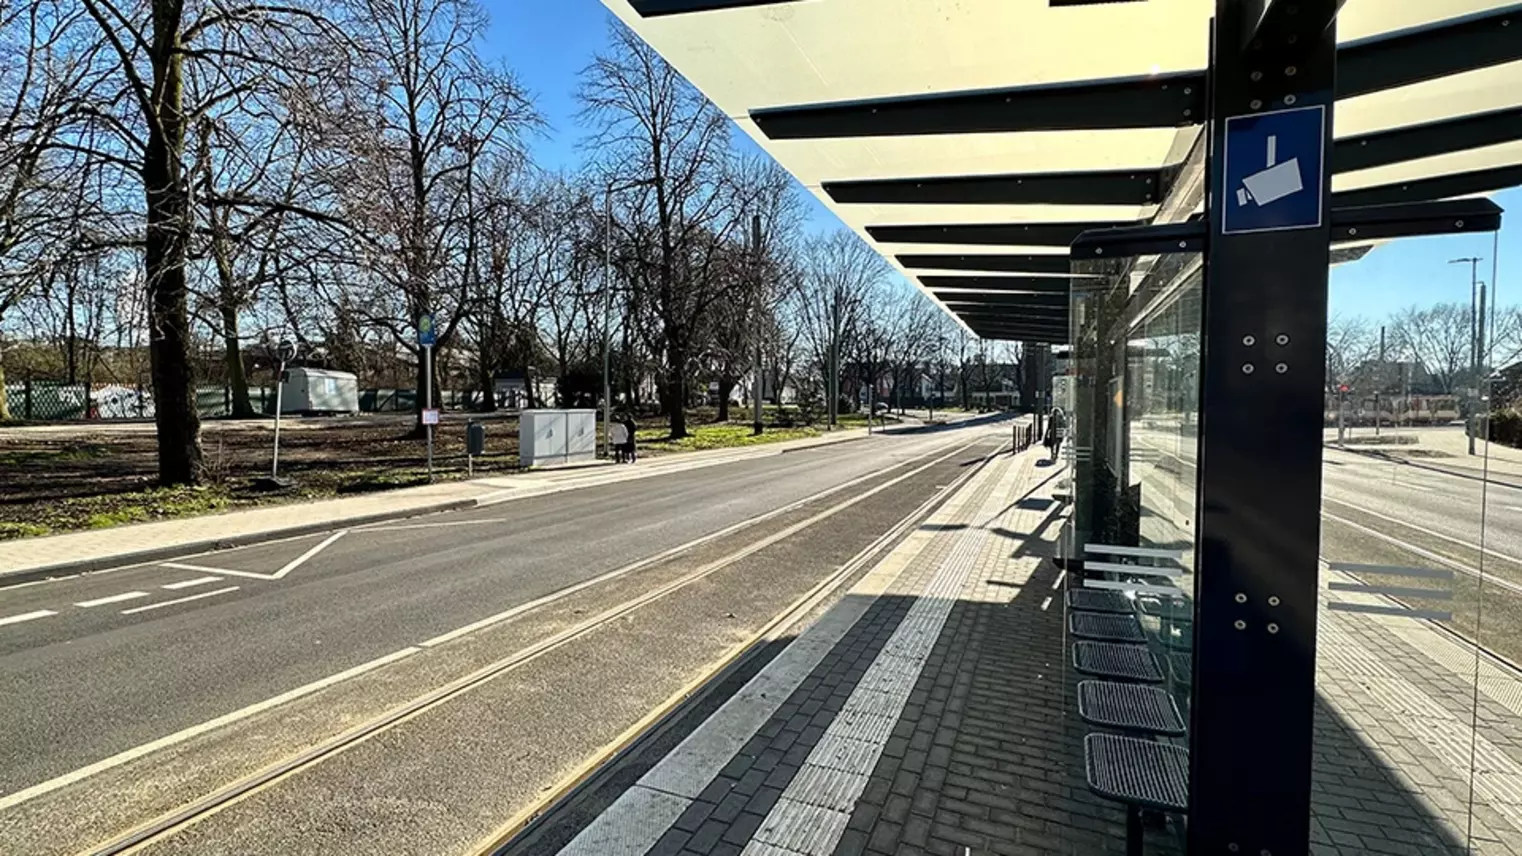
0,610,57,627
159,530,348,581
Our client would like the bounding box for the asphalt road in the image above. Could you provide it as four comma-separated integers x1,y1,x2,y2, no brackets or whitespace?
1134,419,1522,661
0,421,1005,855
1321,445,1522,663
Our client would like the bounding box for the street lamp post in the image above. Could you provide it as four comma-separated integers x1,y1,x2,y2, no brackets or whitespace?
603,179,654,458
751,214,764,436
1450,257,1485,455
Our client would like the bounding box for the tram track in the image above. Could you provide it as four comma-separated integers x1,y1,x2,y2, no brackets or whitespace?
80,435,998,855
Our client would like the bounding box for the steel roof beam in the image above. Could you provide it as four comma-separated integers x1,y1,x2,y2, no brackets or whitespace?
919,275,1072,292
1334,107,1522,173
630,0,799,16
1331,163,1522,208
868,221,1140,246
898,254,1071,274
825,167,1170,207
751,6,1521,141
1338,4,1522,99
752,72,1205,139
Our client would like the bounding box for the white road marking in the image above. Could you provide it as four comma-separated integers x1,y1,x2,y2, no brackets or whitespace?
161,561,236,575
0,646,418,812
122,586,240,614
74,591,149,608
1324,496,1522,566
158,530,348,581
1040,596,1053,611
161,576,223,590
355,518,506,532
0,609,57,627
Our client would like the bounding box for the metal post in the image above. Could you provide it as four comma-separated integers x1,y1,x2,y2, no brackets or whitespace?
1375,326,1385,436
1451,257,1482,454
752,214,764,436
1478,279,1488,445
272,360,285,478
425,343,434,480
1189,1,1337,851
603,189,614,458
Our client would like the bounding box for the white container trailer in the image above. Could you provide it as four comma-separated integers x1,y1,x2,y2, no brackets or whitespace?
279,368,359,415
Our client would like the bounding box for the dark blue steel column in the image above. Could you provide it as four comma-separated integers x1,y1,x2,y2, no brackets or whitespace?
1188,1,1337,853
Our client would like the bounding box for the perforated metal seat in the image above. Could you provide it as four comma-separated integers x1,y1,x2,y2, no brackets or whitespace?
1078,681,1186,737
1084,733,1190,813
1069,611,1146,643
1073,642,1164,683
1066,588,1135,614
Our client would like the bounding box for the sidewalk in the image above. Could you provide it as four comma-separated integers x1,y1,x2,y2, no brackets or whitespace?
535,443,1522,854
0,428,869,583
1326,424,1522,485
550,446,1157,856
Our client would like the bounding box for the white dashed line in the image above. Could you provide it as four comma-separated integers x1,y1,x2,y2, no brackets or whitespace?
0,610,57,627
121,586,240,614
74,591,149,608
161,576,223,590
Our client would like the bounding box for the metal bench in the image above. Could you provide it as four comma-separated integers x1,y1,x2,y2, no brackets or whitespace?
1069,611,1146,643
1073,642,1164,683
1066,588,1135,614
1077,680,1186,737
1084,733,1190,856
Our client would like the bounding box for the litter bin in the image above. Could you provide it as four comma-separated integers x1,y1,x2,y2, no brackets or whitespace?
466,421,486,456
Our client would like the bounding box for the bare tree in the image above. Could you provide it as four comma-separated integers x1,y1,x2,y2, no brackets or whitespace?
790,229,887,424
1325,314,1378,394
579,21,768,438
1490,304,1522,371
1388,304,1471,393
0,1,114,418
67,0,344,481
312,0,536,424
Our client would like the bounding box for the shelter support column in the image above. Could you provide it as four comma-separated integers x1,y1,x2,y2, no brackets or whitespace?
1188,0,1337,852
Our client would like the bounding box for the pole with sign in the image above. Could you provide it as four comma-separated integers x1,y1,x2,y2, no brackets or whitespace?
271,340,297,482
419,314,437,480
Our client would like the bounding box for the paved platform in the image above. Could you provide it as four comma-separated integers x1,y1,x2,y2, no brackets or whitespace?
532,441,1522,855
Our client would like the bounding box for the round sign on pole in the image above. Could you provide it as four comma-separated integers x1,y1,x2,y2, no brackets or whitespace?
276,340,297,363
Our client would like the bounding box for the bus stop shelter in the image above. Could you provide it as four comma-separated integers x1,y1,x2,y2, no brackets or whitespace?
601,2,1522,853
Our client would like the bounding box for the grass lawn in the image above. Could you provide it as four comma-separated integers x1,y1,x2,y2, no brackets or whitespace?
636,422,822,453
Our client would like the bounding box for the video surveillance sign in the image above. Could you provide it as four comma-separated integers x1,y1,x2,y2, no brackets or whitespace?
1221,105,1326,235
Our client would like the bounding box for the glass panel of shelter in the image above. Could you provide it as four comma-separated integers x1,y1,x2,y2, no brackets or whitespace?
1060,222,1516,854
1063,248,1201,854
1314,226,1515,856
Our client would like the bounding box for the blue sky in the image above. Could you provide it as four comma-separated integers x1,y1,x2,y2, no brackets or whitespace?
488,0,1520,323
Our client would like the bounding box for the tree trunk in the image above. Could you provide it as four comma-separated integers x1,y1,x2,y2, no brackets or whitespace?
143,18,202,485
716,377,734,422
220,302,254,418
666,342,688,438
0,338,9,421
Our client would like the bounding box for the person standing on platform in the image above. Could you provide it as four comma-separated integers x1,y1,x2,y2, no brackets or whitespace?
1044,406,1066,464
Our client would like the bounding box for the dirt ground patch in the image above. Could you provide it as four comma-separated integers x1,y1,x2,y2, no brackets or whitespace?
0,407,890,538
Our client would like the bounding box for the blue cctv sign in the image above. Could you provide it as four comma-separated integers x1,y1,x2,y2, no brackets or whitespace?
1221,105,1326,235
